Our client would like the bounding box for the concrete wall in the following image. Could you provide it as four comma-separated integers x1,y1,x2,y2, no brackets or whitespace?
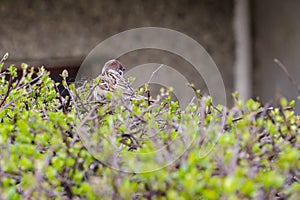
2,0,300,109
0,0,234,105
253,0,300,110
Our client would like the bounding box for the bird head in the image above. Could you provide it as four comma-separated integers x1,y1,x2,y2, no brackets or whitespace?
101,59,125,76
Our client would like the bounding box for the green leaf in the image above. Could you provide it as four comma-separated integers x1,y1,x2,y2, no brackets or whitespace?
19,156,33,170
21,172,36,190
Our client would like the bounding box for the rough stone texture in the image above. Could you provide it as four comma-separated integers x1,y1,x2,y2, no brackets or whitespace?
253,0,300,111
0,0,234,105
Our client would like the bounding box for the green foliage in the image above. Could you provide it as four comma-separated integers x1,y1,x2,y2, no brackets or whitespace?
0,54,299,199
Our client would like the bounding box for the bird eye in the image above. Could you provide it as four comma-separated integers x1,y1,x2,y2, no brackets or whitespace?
118,70,123,76
120,65,125,71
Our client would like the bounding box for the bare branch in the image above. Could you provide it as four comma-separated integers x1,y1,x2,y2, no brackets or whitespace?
147,64,163,84
274,58,300,95
0,74,12,108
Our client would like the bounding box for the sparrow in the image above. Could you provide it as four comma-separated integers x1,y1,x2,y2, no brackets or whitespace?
93,59,150,103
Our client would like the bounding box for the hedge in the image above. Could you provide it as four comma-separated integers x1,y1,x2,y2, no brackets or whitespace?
0,53,299,199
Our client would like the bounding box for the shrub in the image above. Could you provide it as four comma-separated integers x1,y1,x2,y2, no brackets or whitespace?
0,53,299,199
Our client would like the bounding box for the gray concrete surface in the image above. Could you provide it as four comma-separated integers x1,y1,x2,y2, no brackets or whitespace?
0,0,234,105
3,0,300,110
253,0,300,111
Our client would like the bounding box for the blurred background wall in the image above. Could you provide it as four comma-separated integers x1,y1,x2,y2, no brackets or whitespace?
253,0,300,111
1,0,300,110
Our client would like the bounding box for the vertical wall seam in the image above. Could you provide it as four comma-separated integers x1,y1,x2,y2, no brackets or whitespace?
233,0,252,100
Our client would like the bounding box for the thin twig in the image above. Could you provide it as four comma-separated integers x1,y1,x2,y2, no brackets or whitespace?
274,58,300,95
23,146,57,200
0,89,34,111
42,104,49,121
63,78,81,119
121,98,146,123
17,71,45,91
78,105,98,128
0,75,12,108
53,82,67,113
147,64,163,84
16,68,26,88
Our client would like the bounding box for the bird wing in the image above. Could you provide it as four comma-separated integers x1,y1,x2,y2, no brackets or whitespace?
94,72,155,103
